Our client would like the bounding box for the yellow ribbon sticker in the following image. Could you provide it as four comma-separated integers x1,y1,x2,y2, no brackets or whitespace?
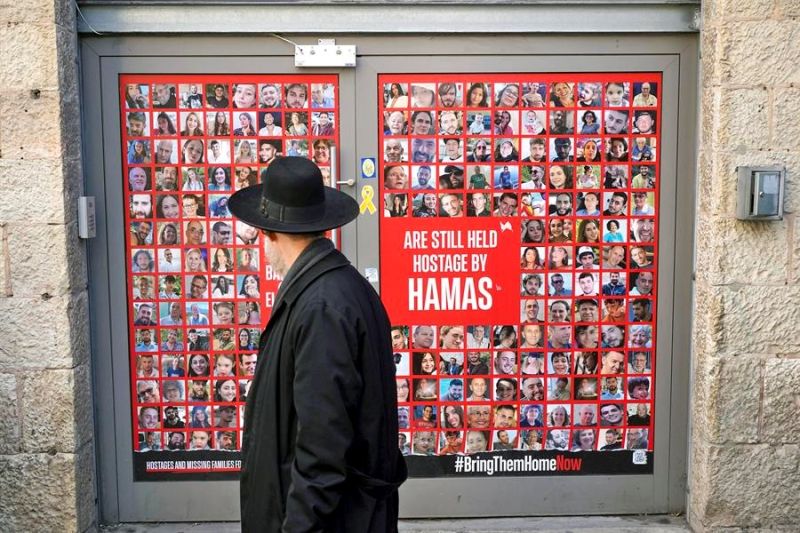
359,185,376,215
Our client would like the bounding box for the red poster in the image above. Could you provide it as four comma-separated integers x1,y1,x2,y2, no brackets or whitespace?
379,75,660,475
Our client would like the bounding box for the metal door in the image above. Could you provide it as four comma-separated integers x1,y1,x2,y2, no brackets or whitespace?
83,35,696,523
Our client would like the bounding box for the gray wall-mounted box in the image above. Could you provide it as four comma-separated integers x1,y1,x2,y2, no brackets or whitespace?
736,166,785,220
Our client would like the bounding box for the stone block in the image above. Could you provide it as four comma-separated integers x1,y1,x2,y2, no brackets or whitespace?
718,21,800,85
0,0,57,24
718,0,776,19
0,22,60,89
692,355,761,444
5,222,77,298
777,0,800,17
761,358,800,444
691,282,725,356
0,372,20,454
21,365,93,453
717,87,770,151
719,285,800,355
698,215,789,285
793,215,800,284
772,87,800,152
0,88,65,162
693,444,800,528
0,291,89,370
0,452,85,532
0,160,70,223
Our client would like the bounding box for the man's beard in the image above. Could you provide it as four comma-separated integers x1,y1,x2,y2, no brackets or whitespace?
264,239,288,277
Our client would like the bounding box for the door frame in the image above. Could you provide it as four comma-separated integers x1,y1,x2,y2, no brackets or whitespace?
81,34,697,522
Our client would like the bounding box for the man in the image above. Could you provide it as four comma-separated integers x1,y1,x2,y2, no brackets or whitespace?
127,112,147,137
260,83,281,108
494,351,516,375
312,112,334,136
155,140,174,164
311,84,334,108
632,299,653,322
603,191,628,216
602,245,627,270
550,193,572,216
188,304,209,327
601,351,626,374
521,300,541,323
239,353,257,376
599,403,624,427
228,157,405,531
217,431,237,451
259,140,281,165
522,138,546,163
601,377,624,400
494,405,517,428
577,272,597,296
285,83,308,108
390,327,407,350
413,166,434,190
184,84,202,108
138,406,160,429
411,138,436,163
439,326,464,349
439,193,463,217
216,405,237,427
548,300,570,322
493,192,518,216
552,138,573,162
549,274,570,297
437,82,459,107
493,430,514,451
384,139,405,163
466,351,489,375
214,328,235,351
550,110,570,135
633,82,657,107
440,137,462,162
130,194,152,219
134,304,156,326
187,328,208,350
167,431,186,450
626,428,649,449
548,377,570,401
602,272,626,296
631,164,654,189
633,110,656,133
604,109,629,134
188,275,208,299
211,221,232,245
600,429,622,450
185,221,205,245
631,271,654,296
547,324,572,349
208,84,229,108
467,325,489,348
163,406,185,429
576,299,599,323
153,83,176,108
156,166,178,191
576,405,596,427
441,379,463,402
412,325,435,349
160,302,182,326
632,192,655,215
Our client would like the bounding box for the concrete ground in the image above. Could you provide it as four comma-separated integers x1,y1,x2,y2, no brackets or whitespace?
101,514,690,532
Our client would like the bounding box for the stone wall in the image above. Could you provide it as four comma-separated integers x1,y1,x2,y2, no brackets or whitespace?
0,1,96,532
689,1,800,531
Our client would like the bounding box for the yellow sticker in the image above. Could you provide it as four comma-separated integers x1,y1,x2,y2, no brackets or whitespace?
359,185,376,215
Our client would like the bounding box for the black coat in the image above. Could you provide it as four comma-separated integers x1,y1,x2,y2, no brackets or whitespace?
241,239,406,532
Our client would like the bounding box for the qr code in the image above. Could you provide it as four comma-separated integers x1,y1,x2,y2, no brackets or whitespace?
632,450,647,465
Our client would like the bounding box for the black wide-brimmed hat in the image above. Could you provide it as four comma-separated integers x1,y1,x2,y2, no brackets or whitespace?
228,156,358,234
